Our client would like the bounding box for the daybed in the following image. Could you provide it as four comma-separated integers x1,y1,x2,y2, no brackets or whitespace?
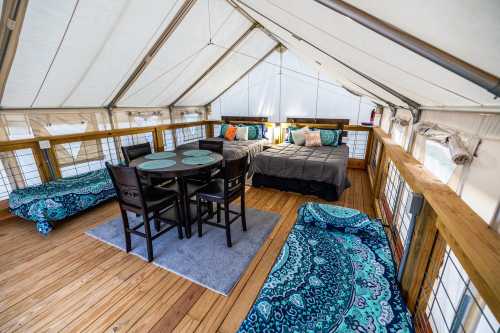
9,169,116,235
238,202,414,332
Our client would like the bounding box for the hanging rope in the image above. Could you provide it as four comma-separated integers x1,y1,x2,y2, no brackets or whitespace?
314,68,320,118
207,0,213,45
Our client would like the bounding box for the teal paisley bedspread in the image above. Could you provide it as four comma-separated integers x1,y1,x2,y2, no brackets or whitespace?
9,169,115,235
238,202,414,333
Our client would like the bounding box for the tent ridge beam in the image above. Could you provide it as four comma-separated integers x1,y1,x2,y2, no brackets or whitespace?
205,43,280,106
314,0,500,98
0,0,29,105
234,0,420,109
108,0,197,108
169,23,257,107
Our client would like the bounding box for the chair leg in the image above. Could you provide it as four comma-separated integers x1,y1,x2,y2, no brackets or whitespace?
143,215,154,262
224,200,232,247
153,211,160,232
197,196,203,237
174,199,184,240
216,203,221,224
241,192,247,232
120,209,132,252
208,201,214,219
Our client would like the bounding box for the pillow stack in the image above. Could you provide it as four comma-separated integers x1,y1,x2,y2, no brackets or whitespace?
219,123,265,141
288,126,342,147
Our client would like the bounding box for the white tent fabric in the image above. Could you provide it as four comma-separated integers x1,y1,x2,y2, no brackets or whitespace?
232,0,500,107
176,28,277,106
3,0,184,107
118,0,255,107
1,0,499,111
210,49,375,123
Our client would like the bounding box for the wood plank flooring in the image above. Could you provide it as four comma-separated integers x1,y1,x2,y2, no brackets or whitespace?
0,169,374,333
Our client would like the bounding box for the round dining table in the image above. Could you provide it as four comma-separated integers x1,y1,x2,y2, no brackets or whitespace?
130,149,223,238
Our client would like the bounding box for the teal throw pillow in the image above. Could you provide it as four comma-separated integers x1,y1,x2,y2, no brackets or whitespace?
318,129,341,146
287,127,299,143
219,124,229,138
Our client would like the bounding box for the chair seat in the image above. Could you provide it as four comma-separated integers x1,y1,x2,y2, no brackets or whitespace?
158,179,208,198
185,169,221,184
144,187,178,211
197,179,241,201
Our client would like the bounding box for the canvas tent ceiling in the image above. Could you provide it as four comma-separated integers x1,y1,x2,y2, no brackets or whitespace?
231,0,500,108
0,0,499,112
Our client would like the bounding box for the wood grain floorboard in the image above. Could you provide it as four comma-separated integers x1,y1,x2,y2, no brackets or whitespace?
0,169,373,332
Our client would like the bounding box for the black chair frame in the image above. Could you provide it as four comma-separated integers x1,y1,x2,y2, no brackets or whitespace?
106,162,183,262
195,154,248,247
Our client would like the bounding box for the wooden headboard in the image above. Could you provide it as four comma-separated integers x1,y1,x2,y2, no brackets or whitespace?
281,118,350,141
221,116,268,123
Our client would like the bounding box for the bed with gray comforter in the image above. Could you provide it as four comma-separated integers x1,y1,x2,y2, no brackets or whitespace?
177,137,267,175
252,143,350,200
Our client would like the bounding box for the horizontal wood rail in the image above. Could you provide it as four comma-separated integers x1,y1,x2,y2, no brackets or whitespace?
0,120,221,203
372,127,500,322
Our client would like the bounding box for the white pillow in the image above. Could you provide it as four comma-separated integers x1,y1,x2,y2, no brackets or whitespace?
236,126,248,141
291,127,309,146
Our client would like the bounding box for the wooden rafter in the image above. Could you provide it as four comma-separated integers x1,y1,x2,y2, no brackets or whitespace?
108,0,197,108
170,23,257,107
0,0,28,104
205,43,279,106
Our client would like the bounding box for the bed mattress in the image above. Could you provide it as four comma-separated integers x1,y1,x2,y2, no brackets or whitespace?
253,143,349,187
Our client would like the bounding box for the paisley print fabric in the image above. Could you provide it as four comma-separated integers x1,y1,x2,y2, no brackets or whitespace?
318,129,341,147
9,169,116,235
238,202,414,333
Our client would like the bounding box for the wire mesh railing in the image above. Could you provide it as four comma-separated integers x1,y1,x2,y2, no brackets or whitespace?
345,129,368,159
371,127,500,333
175,124,206,146
0,148,43,201
418,247,499,333
55,132,155,177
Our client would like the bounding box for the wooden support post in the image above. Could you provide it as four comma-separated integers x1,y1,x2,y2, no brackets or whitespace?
364,128,373,169
205,122,214,138
400,201,444,312
0,0,29,102
47,145,61,179
416,232,447,314
373,146,388,199
31,143,51,183
153,128,164,152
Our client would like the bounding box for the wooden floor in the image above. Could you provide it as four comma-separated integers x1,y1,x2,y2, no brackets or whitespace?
0,169,374,333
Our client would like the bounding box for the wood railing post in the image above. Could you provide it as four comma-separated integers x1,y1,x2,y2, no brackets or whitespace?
400,201,445,312
205,122,214,138
373,146,388,199
153,128,164,152
30,142,51,183
364,128,373,170
47,145,61,179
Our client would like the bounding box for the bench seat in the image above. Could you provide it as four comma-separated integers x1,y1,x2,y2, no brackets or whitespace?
238,202,414,332
9,169,115,235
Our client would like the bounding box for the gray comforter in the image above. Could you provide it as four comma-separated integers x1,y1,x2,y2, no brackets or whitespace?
177,137,267,175
253,143,349,187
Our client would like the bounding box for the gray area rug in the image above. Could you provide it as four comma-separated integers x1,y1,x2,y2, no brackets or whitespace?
86,206,280,295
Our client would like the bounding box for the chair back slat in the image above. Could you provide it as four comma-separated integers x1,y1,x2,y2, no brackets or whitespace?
121,143,152,166
199,139,223,155
223,154,247,193
106,162,145,209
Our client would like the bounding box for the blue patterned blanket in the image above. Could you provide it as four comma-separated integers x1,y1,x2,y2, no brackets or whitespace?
9,169,115,235
238,203,414,332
